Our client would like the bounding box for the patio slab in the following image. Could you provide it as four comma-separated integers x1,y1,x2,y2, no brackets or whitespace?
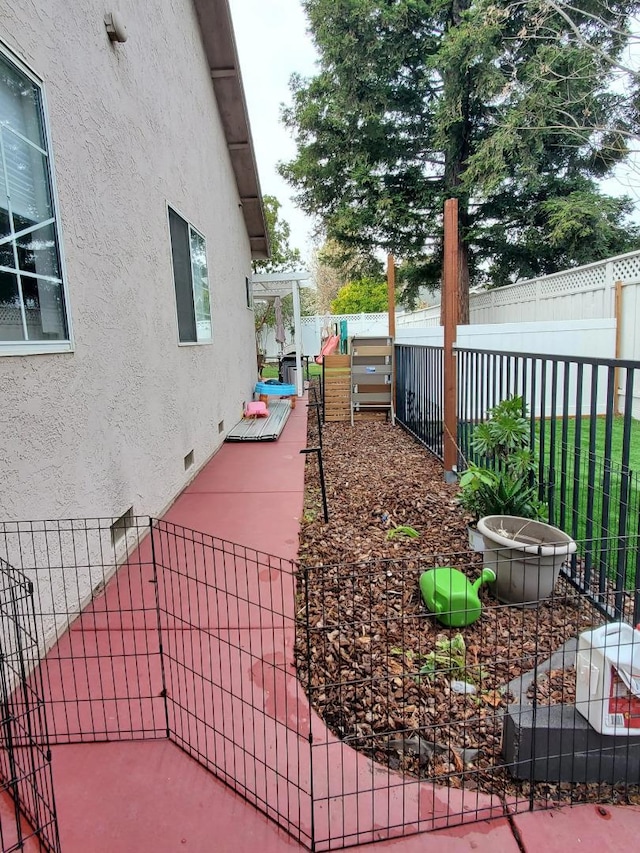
513,803,640,852
163,491,302,559
186,441,305,493
0,789,47,852
51,740,519,853
52,741,306,853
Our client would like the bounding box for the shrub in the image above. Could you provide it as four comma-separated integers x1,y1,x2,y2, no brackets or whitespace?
458,396,545,522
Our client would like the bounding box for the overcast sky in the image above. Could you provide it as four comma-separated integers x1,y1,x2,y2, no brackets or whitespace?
229,2,640,267
229,0,318,264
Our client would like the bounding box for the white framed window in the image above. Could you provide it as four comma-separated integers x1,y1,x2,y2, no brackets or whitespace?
0,45,71,354
168,206,212,343
245,275,253,310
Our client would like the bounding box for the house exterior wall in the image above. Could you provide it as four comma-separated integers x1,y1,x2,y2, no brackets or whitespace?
0,0,258,521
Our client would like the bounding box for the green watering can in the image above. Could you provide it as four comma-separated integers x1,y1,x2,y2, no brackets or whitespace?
419,566,496,627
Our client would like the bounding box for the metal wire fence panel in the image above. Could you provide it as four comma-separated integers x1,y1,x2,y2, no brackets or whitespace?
0,518,167,744
1,514,639,851
300,545,640,849
455,348,640,622
152,520,314,849
395,345,444,459
0,557,60,852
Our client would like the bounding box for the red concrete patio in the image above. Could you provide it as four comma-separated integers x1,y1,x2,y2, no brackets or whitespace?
40,398,638,852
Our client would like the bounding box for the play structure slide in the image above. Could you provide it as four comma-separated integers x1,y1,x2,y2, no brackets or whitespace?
315,334,340,363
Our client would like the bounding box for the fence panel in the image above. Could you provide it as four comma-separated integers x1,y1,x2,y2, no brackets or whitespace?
395,344,444,459
0,557,60,852
456,348,640,621
0,515,639,850
0,518,166,744
301,549,640,849
261,313,390,359
395,248,640,327
152,520,313,848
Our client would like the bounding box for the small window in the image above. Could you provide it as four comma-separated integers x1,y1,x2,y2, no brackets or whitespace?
0,47,70,350
245,275,253,309
168,207,212,343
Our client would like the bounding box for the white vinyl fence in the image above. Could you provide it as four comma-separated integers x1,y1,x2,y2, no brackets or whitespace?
396,318,615,358
396,319,628,417
260,312,389,358
396,249,640,417
396,248,640,362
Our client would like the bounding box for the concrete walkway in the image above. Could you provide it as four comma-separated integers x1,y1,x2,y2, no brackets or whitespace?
47,399,639,852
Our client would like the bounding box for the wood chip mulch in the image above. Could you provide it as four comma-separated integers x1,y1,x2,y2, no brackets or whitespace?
527,667,577,706
295,395,639,807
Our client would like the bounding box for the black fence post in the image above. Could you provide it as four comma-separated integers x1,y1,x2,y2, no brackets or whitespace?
149,517,170,738
300,448,329,522
302,563,316,850
308,385,322,451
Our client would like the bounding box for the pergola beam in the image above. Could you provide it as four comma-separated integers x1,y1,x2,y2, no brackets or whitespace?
250,271,312,396
252,271,310,283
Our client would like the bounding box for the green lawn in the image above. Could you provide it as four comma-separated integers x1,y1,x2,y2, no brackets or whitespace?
261,361,322,379
538,415,640,474
537,416,640,588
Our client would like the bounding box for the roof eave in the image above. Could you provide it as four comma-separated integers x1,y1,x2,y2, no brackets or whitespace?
192,0,270,260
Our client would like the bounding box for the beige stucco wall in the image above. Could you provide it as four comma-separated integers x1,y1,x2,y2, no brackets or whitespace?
0,0,258,521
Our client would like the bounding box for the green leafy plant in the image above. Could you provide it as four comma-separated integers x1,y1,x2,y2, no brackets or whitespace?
458,396,546,522
386,524,419,541
391,638,488,687
470,396,532,470
459,465,544,520
417,634,487,686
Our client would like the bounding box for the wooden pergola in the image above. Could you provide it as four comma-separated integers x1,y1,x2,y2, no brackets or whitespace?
251,270,311,397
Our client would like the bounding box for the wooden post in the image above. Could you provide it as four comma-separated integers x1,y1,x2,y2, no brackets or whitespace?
387,254,396,421
387,254,396,339
614,280,623,415
443,199,459,482
292,280,303,397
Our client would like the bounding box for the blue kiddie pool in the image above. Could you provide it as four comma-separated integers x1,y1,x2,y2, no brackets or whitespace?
255,380,296,397
255,379,297,410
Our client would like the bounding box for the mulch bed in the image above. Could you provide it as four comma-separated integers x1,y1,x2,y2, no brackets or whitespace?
296,397,639,806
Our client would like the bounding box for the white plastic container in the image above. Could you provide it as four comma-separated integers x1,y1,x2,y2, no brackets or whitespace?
575,622,640,735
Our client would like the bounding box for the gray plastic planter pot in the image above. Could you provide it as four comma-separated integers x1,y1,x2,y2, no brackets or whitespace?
477,515,577,605
467,523,485,553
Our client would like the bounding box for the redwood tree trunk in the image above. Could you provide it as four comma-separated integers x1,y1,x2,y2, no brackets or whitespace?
443,0,472,326
458,207,470,325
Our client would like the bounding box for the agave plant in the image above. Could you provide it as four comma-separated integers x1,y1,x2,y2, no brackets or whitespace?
458,465,545,520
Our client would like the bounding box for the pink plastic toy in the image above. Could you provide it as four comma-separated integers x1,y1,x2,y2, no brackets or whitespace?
315,334,340,363
244,401,269,419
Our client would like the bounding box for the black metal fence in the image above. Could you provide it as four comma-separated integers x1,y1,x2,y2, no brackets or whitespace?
1,518,639,851
395,344,444,459
0,517,312,850
0,556,60,852
151,519,311,845
301,544,640,848
0,517,166,745
455,348,640,621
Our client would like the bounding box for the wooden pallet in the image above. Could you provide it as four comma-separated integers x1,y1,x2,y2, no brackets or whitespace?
323,354,351,422
350,336,395,426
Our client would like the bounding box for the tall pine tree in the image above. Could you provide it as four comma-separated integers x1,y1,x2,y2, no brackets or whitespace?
280,0,640,319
